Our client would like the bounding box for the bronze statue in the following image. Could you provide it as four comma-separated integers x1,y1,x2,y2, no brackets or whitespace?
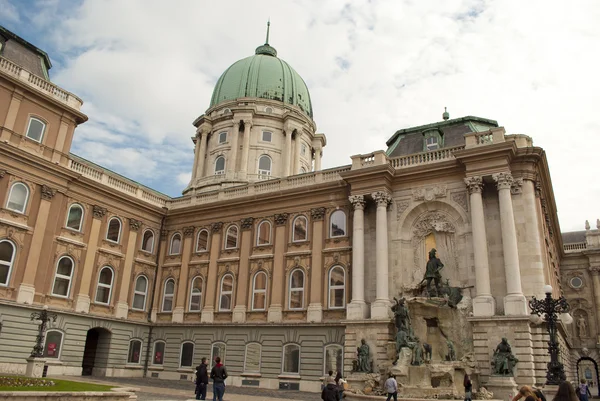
423,343,432,362
491,338,518,376
392,297,411,334
422,248,444,297
446,338,456,361
356,339,371,372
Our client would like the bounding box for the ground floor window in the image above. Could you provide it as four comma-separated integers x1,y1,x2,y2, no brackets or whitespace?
44,330,63,359
211,342,226,367
153,341,165,365
324,345,343,375
244,343,261,373
282,344,300,375
180,342,194,368
128,339,142,364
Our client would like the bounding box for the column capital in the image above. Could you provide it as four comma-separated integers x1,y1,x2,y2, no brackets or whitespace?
492,172,514,190
211,222,223,233
311,207,326,221
464,176,483,194
535,180,542,198
160,229,169,239
129,218,142,231
183,226,195,237
242,119,252,128
349,195,366,210
0,170,6,178
40,185,57,200
589,266,600,276
241,217,254,230
274,213,289,226
371,191,392,207
92,205,107,219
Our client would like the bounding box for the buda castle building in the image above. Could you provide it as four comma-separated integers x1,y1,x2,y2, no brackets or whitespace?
0,25,598,392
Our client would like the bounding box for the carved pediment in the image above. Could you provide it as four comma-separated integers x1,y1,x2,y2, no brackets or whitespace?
413,211,455,239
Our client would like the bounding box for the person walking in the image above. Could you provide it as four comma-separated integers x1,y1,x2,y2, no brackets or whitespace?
553,381,579,401
322,377,338,401
463,374,472,401
578,379,592,401
195,357,209,400
210,356,228,401
334,371,344,400
384,374,398,401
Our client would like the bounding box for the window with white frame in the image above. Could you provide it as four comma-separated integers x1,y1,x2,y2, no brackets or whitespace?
215,156,226,175
219,274,234,311
180,342,194,368
0,240,16,286
225,225,238,249
95,266,114,304
153,341,165,365
258,155,272,179
170,233,182,255
141,230,154,253
328,266,346,309
244,343,261,373
51,256,74,297
329,210,346,238
127,339,142,363
324,345,343,375
196,229,209,252
252,271,267,311
211,342,226,367
132,276,148,311
289,269,304,310
189,276,203,312
262,131,272,142
292,216,307,242
162,279,175,312
25,117,46,142
218,132,227,144
6,182,29,214
66,204,84,231
256,220,271,245
426,136,439,151
282,344,300,375
106,217,122,243
43,330,63,359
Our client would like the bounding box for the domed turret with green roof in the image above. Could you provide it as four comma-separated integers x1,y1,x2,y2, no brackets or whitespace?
209,22,313,118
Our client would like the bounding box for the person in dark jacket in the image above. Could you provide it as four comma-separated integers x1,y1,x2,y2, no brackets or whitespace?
322,382,339,401
210,356,228,401
195,357,209,400
464,373,472,401
335,371,344,400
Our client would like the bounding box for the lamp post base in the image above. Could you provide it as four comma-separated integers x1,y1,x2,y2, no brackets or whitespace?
25,357,46,378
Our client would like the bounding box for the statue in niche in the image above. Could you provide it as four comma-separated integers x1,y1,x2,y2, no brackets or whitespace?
491,338,519,376
421,248,444,297
578,316,588,338
356,339,372,373
445,338,456,361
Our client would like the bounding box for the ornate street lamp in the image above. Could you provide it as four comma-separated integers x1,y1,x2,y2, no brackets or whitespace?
30,305,57,358
529,285,573,385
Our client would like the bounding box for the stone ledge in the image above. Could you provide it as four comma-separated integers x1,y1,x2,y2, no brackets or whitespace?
0,391,135,400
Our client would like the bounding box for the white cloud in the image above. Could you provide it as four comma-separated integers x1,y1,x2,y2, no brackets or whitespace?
17,0,600,232
177,172,192,187
0,0,20,23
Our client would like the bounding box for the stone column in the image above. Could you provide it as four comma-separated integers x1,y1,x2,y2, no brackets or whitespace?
115,219,141,319
239,121,252,178
347,195,368,320
521,178,546,298
17,185,56,304
233,218,254,323
493,172,527,315
314,148,322,171
464,176,495,316
150,230,169,322
293,132,302,174
201,223,223,323
370,191,392,319
589,266,600,337
283,129,292,176
172,226,195,323
268,213,289,323
228,122,240,174
195,131,209,179
307,208,325,322
75,205,106,313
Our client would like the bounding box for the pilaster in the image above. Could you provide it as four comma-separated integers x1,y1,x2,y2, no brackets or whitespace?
233,217,254,323
307,208,325,322
172,226,195,323
239,120,252,178
228,121,240,174
201,222,223,323
268,213,288,322
115,218,141,319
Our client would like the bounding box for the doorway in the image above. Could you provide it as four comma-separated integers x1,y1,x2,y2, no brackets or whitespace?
81,327,111,376
577,356,600,397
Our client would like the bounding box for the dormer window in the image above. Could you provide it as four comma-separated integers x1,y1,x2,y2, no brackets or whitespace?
423,130,443,152
426,136,438,151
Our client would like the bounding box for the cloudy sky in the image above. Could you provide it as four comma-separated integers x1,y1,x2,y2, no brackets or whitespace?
2,0,599,232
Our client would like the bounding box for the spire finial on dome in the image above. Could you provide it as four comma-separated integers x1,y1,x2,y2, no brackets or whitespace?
442,107,449,120
265,19,270,45
255,20,277,57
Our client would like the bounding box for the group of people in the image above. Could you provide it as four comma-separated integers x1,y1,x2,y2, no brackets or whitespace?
510,379,592,401
321,370,346,401
193,357,228,401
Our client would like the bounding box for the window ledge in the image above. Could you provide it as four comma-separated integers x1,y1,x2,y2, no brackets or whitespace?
148,366,164,371
241,372,262,377
123,364,143,370
177,368,194,373
44,360,63,366
278,374,301,380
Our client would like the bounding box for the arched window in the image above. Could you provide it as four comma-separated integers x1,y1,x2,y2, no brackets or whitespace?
196,229,209,252
211,342,226,367
65,204,84,231
218,132,227,143
329,210,347,238
0,240,16,286
180,342,195,368
127,339,142,363
252,271,267,311
219,274,234,311
244,343,261,373
106,217,122,243
132,276,148,311
162,279,175,312
215,156,226,175
323,345,343,375
225,225,238,249
289,269,305,310
189,276,203,312
43,330,63,359
170,233,182,255
256,220,271,245
25,117,46,142
6,182,29,214
328,266,346,309
282,344,300,374
141,230,154,253
95,266,114,305
51,256,74,297
258,155,272,179
292,216,307,242
153,341,165,365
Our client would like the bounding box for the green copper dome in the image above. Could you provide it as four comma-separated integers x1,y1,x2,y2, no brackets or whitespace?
209,42,313,118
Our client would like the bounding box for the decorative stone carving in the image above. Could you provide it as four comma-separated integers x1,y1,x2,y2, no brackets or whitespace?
160,229,168,239
492,172,514,190
452,192,468,212
129,219,142,231
412,185,447,201
396,200,410,218
577,315,588,338
464,176,483,194
412,212,455,239
40,185,57,200
241,217,254,230
510,178,524,195
211,222,223,233
0,170,6,178
92,205,107,219
372,191,392,206
535,180,542,198
183,226,195,237
311,207,326,221
348,195,366,210
589,266,600,276
585,220,591,230
274,213,289,226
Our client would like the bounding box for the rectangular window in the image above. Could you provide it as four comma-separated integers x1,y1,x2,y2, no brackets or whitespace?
153,342,165,365
180,343,194,368
43,331,63,359
262,131,272,142
211,343,226,367
244,343,261,373
128,340,142,364
218,132,227,143
426,136,439,151
282,345,300,374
